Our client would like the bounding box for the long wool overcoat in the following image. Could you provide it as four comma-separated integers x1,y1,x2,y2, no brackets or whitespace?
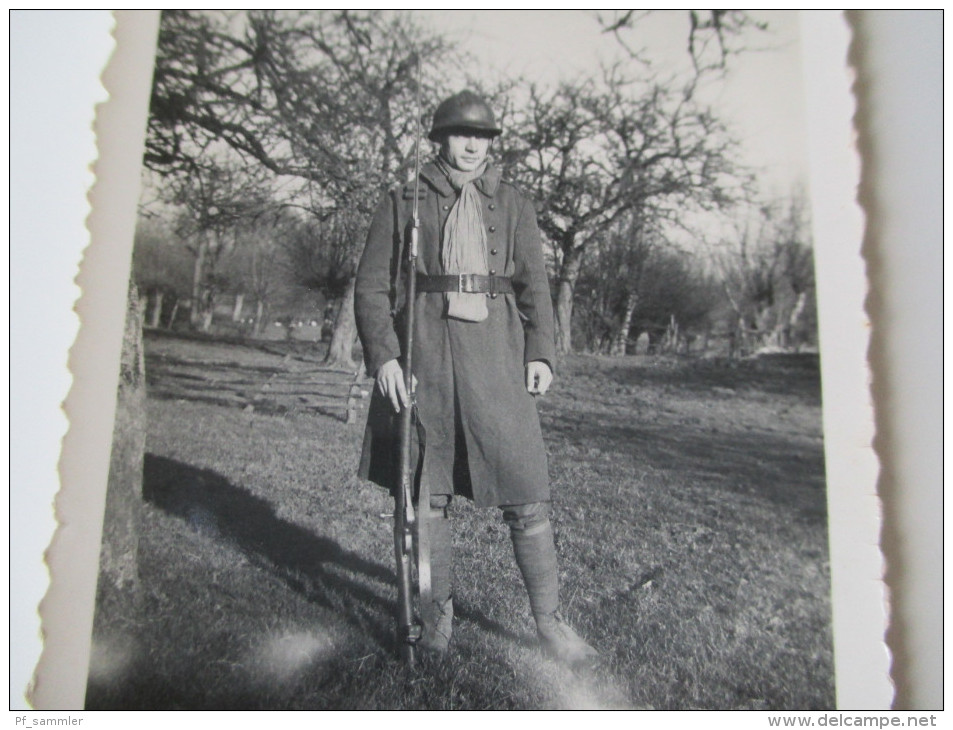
354,160,556,507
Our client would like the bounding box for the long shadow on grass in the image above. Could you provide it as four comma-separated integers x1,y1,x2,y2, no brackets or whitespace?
571,353,823,404
142,453,394,634
144,454,522,634
543,411,827,521
105,454,525,708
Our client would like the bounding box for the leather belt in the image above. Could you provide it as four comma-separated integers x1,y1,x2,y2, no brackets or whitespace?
415,273,514,295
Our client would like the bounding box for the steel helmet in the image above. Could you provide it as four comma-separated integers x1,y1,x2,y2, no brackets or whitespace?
428,90,502,142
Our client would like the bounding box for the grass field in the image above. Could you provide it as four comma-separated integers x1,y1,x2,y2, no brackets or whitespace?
86,332,834,710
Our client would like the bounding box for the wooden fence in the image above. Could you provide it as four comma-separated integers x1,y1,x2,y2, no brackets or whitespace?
145,352,368,424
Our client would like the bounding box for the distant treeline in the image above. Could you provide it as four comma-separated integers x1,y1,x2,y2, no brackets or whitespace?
135,10,817,363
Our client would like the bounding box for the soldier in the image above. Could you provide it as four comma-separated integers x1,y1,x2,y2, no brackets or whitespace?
355,90,598,668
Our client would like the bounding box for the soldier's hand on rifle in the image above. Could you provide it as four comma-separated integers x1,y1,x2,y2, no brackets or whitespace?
526,360,553,396
377,359,417,413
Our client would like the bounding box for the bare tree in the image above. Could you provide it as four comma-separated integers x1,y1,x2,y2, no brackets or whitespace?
577,214,719,356
574,211,657,354
715,192,815,355
144,9,458,367
165,161,272,331
509,66,742,354
599,10,770,79
131,219,195,329
635,249,720,354
218,211,302,337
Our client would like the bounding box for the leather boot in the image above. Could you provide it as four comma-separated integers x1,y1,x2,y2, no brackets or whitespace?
509,513,599,669
535,610,600,669
419,498,453,654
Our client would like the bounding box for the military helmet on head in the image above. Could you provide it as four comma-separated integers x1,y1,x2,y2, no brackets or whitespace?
428,90,502,142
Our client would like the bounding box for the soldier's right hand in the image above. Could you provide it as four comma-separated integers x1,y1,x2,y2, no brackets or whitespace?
376,359,415,413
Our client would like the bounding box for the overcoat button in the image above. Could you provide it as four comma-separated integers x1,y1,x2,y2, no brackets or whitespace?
490,293,498,299
490,248,498,255
488,203,496,210
488,225,496,232
442,204,450,211
489,269,496,275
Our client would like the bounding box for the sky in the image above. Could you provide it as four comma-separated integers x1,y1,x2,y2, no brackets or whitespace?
409,10,809,200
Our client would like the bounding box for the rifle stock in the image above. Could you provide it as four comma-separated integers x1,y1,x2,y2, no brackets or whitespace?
393,331,418,662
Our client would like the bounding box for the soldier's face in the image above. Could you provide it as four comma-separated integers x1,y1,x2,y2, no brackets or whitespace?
441,132,492,172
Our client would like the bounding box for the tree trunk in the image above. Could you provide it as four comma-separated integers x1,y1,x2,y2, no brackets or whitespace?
99,280,146,593
167,297,180,330
610,291,639,356
663,314,679,353
322,302,337,341
732,316,747,357
554,245,583,355
232,293,245,323
324,275,357,368
754,303,776,348
253,299,267,337
147,290,163,328
190,239,208,328
786,290,808,348
201,305,214,333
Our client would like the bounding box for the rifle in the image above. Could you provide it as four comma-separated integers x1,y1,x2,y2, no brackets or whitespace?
392,54,429,665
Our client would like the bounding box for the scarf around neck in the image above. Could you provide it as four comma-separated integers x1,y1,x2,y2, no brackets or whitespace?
436,155,489,322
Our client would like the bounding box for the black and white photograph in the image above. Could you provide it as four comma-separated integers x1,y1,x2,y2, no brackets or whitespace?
16,10,938,715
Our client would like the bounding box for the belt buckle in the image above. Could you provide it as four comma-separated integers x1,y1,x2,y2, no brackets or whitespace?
457,273,473,293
